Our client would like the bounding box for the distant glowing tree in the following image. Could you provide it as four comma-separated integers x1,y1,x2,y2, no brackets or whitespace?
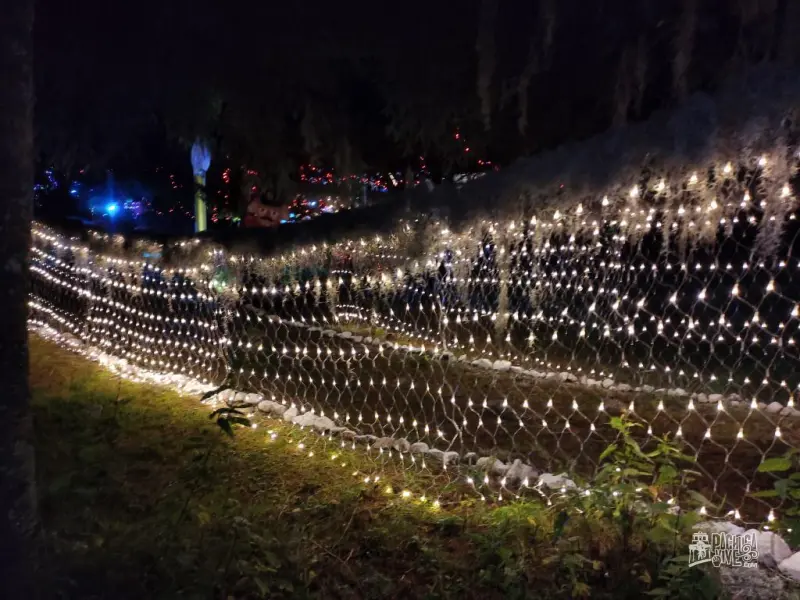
191,139,211,233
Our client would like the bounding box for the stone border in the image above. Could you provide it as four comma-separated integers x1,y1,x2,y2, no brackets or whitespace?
261,312,800,420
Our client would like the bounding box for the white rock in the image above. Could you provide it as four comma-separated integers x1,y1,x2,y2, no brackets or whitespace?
510,366,525,373
559,372,578,382
492,360,512,371
545,372,559,379
778,551,800,582
504,459,538,484
232,391,249,406
322,330,336,337
765,402,784,414
472,358,493,369
695,521,745,537
601,378,615,389
424,447,457,463
282,406,298,422
244,393,263,405
476,457,508,476
527,370,546,378
463,452,478,465
257,400,287,416
614,383,632,392
695,393,712,403
217,389,235,403
441,451,460,465
425,448,444,461
409,442,429,454
707,393,724,403
748,529,792,568
392,438,411,452
780,407,794,416
538,473,576,489
292,412,336,432
667,388,688,397
371,437,395,450
290,411,318,427
308,326,322,333
351,335,363,343
641,385,655,393
337,331,352,338
585,378,600,387
314,416,337,431
363,337,372,344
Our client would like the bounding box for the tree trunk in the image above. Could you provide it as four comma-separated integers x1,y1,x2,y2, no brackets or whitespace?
0,0,38,598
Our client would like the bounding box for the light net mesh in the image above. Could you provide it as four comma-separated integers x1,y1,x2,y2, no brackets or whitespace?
29,153,800,525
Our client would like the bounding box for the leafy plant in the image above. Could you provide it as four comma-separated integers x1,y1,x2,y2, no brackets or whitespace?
209,406,251,438
752,449,800,546
546,414,717,599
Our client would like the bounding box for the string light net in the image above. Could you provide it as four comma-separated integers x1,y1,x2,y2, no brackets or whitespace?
29,70,800,523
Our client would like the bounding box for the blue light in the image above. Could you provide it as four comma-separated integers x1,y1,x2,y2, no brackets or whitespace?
69,188,78,196
106,203,118,214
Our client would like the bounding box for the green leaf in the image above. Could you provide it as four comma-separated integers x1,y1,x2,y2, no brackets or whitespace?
656,465,678,485
758,457,792,472
216,417,234,437
623,468,653,478
686,490,715,508
598,444,618,462
200,384,229,402
776,479,791,499
750,489,779,498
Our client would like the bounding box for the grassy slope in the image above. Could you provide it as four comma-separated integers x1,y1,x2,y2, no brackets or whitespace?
32,334,721,600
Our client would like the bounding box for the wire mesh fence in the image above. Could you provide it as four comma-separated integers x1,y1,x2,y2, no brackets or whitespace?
29,152,800,526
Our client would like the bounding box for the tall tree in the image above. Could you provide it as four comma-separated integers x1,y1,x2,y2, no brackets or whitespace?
0,0,38,597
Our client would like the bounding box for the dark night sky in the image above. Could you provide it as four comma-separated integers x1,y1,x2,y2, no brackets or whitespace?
32,0,791,182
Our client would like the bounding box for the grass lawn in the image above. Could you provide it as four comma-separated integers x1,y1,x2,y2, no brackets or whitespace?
31,334,730,599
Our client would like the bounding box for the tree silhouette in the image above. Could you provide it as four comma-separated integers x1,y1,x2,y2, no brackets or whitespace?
0,0,38,597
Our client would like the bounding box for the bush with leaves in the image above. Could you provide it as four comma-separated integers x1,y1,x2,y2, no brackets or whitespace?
752,449,800,547
544,415,721,599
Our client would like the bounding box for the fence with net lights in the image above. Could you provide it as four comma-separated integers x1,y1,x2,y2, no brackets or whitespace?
30,69,800,525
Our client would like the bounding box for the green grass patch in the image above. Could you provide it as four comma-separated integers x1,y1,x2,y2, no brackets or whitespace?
32,335,724,599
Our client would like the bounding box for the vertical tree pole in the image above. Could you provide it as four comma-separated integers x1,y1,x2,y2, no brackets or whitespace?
191,140,211,233
0,0,39,597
